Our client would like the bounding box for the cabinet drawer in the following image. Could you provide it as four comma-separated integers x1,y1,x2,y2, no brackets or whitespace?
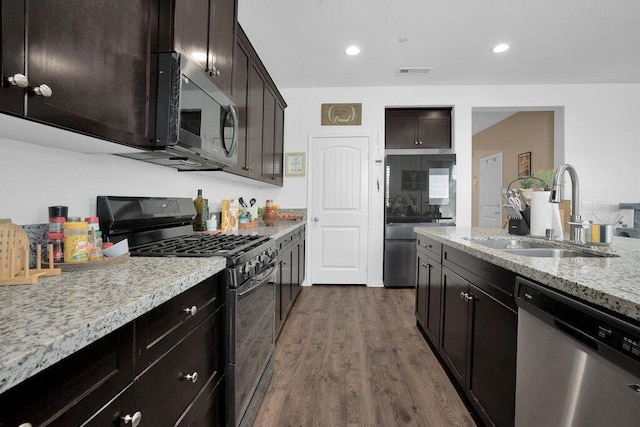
82,382,137,427
0,324,134,426
417,235,442,261
136,308,225,426
135,274,223,371
177,375,225,426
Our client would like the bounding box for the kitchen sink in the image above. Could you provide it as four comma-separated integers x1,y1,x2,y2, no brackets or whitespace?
465,238,616,258
468,239,552,250
502,248,601,258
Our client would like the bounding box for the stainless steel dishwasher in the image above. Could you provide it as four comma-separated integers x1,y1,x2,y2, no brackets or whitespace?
515,277,640,426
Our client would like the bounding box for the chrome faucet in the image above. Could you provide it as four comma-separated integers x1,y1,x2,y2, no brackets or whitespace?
549,163,583,243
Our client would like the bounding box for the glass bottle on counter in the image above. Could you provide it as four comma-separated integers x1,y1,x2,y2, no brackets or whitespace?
194,189,204,231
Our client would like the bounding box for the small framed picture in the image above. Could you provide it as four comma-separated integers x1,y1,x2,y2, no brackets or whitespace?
518,152,531,178
285,152,306,177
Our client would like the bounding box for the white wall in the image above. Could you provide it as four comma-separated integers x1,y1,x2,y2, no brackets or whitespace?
2,83,640,286
0,136,284,225
279,83,640,285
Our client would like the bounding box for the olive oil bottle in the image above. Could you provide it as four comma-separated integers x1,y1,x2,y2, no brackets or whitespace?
194,189,204,231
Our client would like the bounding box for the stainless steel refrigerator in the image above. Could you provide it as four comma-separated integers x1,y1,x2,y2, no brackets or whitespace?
384,154,456,287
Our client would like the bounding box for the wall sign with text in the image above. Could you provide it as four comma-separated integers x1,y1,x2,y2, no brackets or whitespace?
321,103,362,126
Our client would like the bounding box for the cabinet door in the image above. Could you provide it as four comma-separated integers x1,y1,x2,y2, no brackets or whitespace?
440,267,469,386
467,284,517,427
280,247,293,319
0,0,25,115
273,101,285,185
229,38,249,173
26,1,154,147
415,249,429,329
385,113,416,148
291,236,300,301
262,87,276,179
275,256,283,336
245,62,264,177
417,114,451,148
208,0,236,97
172,0,210,70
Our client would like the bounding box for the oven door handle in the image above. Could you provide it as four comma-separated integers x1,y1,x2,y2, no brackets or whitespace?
238,264,277,297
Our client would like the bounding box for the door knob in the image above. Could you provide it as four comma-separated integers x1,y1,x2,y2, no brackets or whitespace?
313,217,319,222
7,73,28,88
33,84,52,97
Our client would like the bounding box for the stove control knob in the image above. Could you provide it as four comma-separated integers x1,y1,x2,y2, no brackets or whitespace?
253,260,262,272
243,262,252,277
259,253,269,263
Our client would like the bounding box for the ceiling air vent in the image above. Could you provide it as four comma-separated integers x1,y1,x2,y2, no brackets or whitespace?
396,67,432,76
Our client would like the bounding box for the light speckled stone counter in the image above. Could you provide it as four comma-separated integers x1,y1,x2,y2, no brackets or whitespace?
238,219,306,240
415,226,640,323
0,256,226,395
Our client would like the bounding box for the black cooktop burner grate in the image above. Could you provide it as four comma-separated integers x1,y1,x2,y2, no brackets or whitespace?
130,233,265,257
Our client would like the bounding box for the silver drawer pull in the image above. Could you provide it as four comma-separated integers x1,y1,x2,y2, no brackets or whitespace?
19,423,33,427
183,371,198,383
122,411,142,427
8,73,28,88
183,305,197,316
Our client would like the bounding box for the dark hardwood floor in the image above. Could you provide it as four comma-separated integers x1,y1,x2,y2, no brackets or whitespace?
254,286,476,426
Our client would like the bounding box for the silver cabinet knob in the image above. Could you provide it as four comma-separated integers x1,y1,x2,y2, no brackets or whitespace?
183,371,198,383
183,305,197,316
313,217,319,222
460,291,466,300
33,84,52,97
18,423,33,427
418,141,423,145
8,73,28,88
122,412,142,427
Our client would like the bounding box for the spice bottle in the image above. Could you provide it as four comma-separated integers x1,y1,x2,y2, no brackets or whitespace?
47,232,64,263
64,221,89,263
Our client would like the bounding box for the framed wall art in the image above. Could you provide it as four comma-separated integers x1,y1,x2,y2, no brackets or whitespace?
518,152,531,178
285,152,306,177
321,103,362,126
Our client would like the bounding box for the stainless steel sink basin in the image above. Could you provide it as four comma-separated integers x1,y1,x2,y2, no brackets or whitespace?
467,239,553,250
466,238,615,257
502,248,601,258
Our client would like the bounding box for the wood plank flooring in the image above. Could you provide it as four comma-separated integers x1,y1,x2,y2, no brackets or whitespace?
253,286,476,426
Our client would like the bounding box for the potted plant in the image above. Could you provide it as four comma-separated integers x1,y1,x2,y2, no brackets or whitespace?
532,169,554,191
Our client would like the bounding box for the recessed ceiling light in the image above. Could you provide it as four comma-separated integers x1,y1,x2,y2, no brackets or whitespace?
492,43,510,53
398,36,409,43
345,46,360,56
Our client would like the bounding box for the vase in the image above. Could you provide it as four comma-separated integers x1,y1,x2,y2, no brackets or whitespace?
262,207,278,227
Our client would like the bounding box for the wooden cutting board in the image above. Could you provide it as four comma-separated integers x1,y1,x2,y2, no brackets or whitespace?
0,221,30,279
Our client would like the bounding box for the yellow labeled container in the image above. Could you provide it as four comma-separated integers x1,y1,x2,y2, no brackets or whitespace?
64,221,89,263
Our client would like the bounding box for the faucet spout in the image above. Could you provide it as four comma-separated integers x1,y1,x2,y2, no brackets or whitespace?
549,163,582,242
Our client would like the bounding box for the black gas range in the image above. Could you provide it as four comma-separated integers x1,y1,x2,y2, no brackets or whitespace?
97,195,277,271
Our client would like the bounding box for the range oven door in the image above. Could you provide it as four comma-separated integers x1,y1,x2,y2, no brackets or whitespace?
228,262,276,426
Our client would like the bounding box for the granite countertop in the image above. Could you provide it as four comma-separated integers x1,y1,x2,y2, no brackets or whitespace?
0,220,306,395
415,226,640,323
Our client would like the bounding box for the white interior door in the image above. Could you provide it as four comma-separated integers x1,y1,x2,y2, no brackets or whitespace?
479,153,503,226
310,135,369,284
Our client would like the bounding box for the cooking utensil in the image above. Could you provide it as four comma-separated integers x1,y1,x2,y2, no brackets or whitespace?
250,198,256,207
517,188,530,207
239,197,247,208
509,196,522,211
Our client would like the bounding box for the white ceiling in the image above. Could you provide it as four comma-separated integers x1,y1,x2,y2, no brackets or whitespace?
238,0,640,89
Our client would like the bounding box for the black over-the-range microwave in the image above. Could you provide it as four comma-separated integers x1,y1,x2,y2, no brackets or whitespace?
119,52,238,171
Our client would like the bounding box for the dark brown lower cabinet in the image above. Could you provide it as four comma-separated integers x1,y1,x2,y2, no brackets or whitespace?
275,225,306,339
417,241,517,427
0,275,226,426
440,266,470,386
467,284,517,427
415,242,442,345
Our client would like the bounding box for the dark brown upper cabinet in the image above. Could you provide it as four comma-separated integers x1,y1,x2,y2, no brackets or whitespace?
1,1,156,147
160,0,237,99
385,108,452,149
0,1,25,116
227,25,286,186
